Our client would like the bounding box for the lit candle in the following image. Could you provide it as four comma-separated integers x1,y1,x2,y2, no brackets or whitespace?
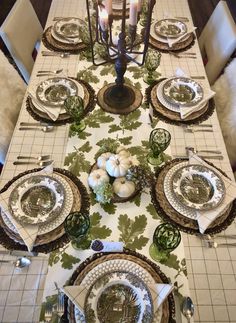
99,7,109,31
130,0,138,26
138,0,142,12
105,0,112,15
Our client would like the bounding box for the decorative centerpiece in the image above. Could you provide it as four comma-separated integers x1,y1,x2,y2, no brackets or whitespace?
88,145,151,203
86,0,156,114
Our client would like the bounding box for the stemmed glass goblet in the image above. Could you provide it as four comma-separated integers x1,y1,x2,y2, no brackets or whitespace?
64,212,90,249
149,223,181,263
147,128,171,165
64,95,86,133
144,49,161,85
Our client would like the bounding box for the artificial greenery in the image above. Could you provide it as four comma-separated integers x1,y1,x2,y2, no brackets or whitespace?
93,182,114,204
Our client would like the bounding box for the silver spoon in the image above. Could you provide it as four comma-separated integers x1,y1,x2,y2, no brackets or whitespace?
0,257,31,268
19,126,54,133
182,296,194,322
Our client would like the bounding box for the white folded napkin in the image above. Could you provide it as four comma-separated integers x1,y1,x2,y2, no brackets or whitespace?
61,285,88,313
28,91,62,121
0,164,53,251
173,68,215,119
167,27,197,47
149,283,174,311
188,152,236,233
62,282,173,314
180,89,215,119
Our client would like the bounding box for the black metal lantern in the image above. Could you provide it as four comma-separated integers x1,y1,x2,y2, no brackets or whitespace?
86,0,156,114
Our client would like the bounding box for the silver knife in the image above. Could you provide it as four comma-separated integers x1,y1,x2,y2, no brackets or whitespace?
173,155,223,160
0,250,38,257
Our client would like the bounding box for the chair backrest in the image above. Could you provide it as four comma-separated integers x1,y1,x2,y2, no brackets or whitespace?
0,49,26,164
0,0,43,83
199,1,236,85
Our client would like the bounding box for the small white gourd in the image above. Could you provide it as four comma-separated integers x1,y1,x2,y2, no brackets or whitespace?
88,169,109,189
106,154,130,177
113,177,136,198
97,152,113,170
128,156,139,167
116,146,130,158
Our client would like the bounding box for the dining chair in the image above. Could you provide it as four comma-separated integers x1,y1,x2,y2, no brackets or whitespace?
199,1,236,85
0,0,43,83
0,49,26,164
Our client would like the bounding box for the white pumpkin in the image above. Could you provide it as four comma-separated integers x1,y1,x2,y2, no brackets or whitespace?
113,177,136,198
106,154,130,177
97,152,113,170
116,146,130,158
88,169,109,189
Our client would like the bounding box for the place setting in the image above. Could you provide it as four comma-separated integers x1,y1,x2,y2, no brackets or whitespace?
149,18,196,52
26,76,96,125
55,246,176,323
150,150,236,235
0,165,90,253
42,17,87,54
146,72,216,125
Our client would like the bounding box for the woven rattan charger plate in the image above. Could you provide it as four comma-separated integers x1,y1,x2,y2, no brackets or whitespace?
42,26,87,54
26,79,96,126
0,168,90,253
149,32,195,53
146,79,215,126
150,158,236,235
64,249,176,323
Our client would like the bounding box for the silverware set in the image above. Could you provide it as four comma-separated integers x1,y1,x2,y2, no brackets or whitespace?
36,68,63,77
169,51,197,59
19,122,54,133
201,234,236,248
175,16,189,22
42,51,70,58
13,154,53,166
184,126,213,133
185,145,223,160
13,160,53,167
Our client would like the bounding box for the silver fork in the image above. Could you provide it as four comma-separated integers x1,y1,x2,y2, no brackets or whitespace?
13,160,53,167
17,155,51,161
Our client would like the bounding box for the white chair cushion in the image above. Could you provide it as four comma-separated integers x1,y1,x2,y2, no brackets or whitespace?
0,0,43,83
199,1,236,85
0,50,26,164
212,58,236,169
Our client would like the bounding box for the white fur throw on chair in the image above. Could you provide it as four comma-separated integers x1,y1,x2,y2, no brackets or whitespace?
212,58,236,170
0,50,26,164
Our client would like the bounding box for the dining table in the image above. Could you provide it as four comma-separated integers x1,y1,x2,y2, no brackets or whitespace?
0,0,236,322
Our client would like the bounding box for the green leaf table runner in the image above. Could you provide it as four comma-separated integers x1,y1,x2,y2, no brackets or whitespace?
41,47,190,323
